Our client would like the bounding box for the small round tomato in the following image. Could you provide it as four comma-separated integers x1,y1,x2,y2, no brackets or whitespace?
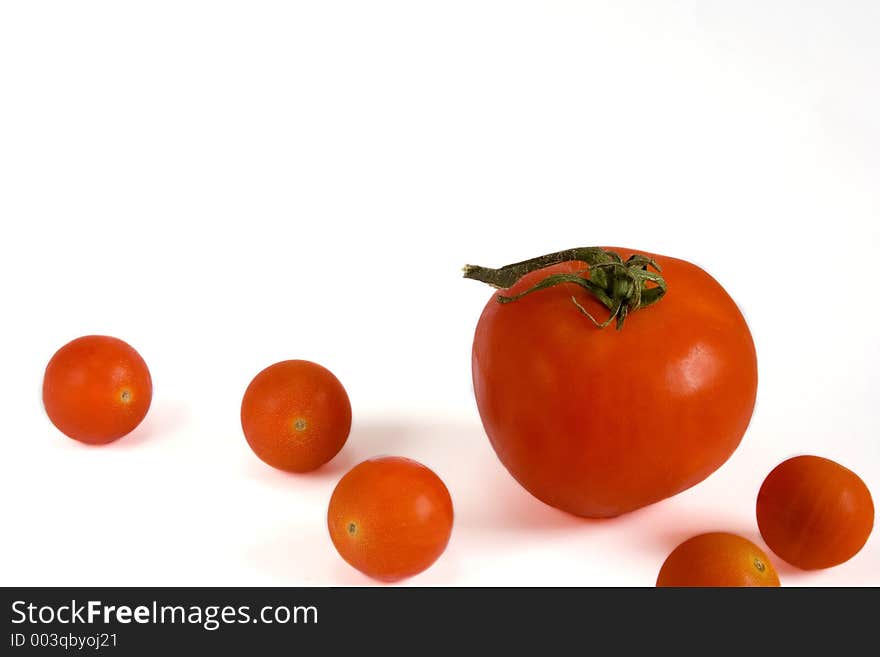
757,455,874,570
241,360,351,473
42,335,152,445
327,457,454,582
656,532,780,587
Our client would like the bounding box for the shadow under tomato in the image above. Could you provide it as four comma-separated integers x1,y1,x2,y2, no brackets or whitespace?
245,521,461,586
343,419,422,463
114,399,190,448
635,501,750,548
244,523,381,586
633,502,813,582
238,453,346,486
453,463,592,534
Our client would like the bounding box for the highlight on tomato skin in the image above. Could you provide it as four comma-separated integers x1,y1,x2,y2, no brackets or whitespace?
656,532,780,587
42,335,153,445
240,359,352,473
756,455,874,570
327,456,454,582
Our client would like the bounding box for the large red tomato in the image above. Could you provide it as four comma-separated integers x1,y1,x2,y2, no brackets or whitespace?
466,247,757,518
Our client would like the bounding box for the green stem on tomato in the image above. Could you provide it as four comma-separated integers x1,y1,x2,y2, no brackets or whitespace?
462,247,667,330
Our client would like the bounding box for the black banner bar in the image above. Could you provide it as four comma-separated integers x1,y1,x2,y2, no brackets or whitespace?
1,587,875,654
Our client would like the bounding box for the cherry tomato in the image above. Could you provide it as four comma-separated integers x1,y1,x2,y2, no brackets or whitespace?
241,360,351,473
757,455,874,570
656,532,780,587
42,335,152,445
327,457,454,581
468,247,757,517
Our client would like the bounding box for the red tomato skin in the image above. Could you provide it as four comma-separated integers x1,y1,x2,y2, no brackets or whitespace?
240,360,352,473
327,457,454,582
656,532,780,587
42,335,153,444
757,455,874,569
472,249,757,518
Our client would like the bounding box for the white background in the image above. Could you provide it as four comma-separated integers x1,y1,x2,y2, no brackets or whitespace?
1,1,877,586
